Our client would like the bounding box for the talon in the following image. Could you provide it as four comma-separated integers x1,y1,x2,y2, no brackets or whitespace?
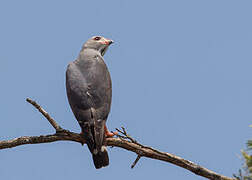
104,125,118,137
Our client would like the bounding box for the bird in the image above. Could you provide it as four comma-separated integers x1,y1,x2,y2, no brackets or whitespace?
66,36,116,169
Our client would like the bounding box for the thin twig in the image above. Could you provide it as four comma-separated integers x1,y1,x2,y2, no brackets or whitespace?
131,155,141,169
116,127,137,143
26,98,63,132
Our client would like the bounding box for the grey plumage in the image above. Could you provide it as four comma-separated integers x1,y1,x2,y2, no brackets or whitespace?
66,36,113,169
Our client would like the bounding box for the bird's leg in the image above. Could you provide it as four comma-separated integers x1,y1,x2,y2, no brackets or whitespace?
104,125,118,137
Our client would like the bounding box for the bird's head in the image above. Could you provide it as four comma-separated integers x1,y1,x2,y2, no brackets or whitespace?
82,36,114,56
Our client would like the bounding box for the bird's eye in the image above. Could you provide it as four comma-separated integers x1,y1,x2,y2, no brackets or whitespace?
93,36,101,41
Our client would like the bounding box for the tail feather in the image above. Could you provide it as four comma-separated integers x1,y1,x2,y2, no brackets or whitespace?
82,122,109,169
92,146,109,169
94,119,105,151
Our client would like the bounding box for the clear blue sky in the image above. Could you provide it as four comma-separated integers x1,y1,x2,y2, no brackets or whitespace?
0,0,251,179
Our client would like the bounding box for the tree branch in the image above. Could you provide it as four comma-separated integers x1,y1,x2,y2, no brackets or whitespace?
26,98,63,132
0,98,235,180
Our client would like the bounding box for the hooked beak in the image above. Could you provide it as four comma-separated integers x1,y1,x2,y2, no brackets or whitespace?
101,39,114,45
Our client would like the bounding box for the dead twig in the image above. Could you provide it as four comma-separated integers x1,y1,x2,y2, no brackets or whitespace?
26,98,63,132
131,155,141,169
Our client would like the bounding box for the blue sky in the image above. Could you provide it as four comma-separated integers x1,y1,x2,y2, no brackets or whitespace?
0,0,252,179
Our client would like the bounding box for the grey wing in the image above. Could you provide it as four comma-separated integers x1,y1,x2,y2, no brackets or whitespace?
90,56,112,121
77,55,112,122
66,60,112,124
66,62,92,125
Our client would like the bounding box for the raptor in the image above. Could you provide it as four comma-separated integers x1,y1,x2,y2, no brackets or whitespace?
66,36,115,169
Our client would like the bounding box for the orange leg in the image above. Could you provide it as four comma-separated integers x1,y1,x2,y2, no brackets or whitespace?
104,125,118,137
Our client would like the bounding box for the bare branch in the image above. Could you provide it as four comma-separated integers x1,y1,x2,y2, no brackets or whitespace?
106,137,234,180
0,133,234,180
0,131,84,149
0,98,235,180
131,155,141,169
26,98,63,132
116,127,137,143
